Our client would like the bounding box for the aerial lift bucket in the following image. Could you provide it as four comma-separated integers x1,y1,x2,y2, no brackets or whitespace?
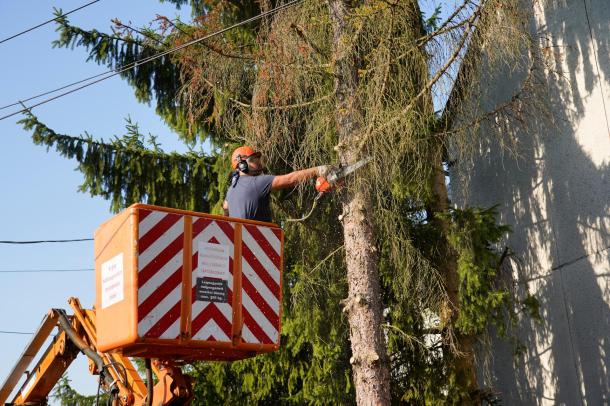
95,204,284,361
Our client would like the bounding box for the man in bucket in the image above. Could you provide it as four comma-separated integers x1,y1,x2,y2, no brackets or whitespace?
223,146,328,222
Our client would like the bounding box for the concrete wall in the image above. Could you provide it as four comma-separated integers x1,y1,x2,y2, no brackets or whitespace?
451,1,610,404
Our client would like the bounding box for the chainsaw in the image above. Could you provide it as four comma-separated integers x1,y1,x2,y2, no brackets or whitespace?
284,157,372,224
315,156,373,193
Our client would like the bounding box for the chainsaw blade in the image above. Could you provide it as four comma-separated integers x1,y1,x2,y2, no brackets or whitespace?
327,156,373,183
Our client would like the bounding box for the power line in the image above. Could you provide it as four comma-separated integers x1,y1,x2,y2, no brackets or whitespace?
0,331,33,335
0,0,102,45
0,238,93,244
0,71,113,111
0,0,304,122
0,268,94,273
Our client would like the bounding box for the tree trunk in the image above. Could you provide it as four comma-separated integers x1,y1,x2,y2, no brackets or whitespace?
429,156,478,395
328,1,391,404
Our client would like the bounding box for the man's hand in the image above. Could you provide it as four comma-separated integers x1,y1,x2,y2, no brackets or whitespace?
316,165,330,177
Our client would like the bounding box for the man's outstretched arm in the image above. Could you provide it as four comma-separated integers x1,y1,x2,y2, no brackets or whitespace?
271,166,327,190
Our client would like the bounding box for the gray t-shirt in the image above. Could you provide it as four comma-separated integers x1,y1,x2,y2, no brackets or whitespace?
225,174,276,222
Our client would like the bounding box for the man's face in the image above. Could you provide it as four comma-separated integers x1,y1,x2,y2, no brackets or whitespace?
246,154,263,172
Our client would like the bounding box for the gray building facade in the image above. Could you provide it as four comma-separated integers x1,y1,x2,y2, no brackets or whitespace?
451,0,610,404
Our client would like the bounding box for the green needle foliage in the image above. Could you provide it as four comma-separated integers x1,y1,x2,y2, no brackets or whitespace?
52,375,106,406
24,0,544,404
446,207,513,337
53,10,205,143
19,113,217,212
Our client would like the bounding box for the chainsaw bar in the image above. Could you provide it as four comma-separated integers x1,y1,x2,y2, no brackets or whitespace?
327,156,373,183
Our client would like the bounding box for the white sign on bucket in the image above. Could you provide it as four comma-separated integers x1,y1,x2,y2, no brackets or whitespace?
101,252,124,309
198,242,230,281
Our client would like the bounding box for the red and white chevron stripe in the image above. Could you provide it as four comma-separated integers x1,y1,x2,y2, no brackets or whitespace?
241,224,282,345
137,209,184,339
191,217,234,342
133,206,282,348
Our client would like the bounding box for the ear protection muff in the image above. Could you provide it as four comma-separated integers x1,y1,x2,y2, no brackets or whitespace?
236,154,249,173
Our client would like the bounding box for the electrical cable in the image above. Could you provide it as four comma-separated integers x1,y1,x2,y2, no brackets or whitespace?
93,361,128,406
0,71,114,111
106,391,116,406
103,361,130,390
0,0,304,121
145,358,153,406
582,0,610,140
0,330,34,335
0,0,102,45
0,238,93,244
95,368,103,406
282,158,372,224
283,192,324,224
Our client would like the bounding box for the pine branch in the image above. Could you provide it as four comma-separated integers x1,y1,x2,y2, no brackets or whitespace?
111,18,166,46
52,13,206,142
52,12,149,59
354,7,480,152
19,113,218,213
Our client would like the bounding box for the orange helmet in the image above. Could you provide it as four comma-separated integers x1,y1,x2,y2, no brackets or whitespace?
231,146,261,170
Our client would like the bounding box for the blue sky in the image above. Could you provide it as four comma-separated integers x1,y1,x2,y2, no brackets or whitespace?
0,0,190,400
0,0,446,401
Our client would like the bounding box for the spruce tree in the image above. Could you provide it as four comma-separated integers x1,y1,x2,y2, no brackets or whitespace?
24,0,546,403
